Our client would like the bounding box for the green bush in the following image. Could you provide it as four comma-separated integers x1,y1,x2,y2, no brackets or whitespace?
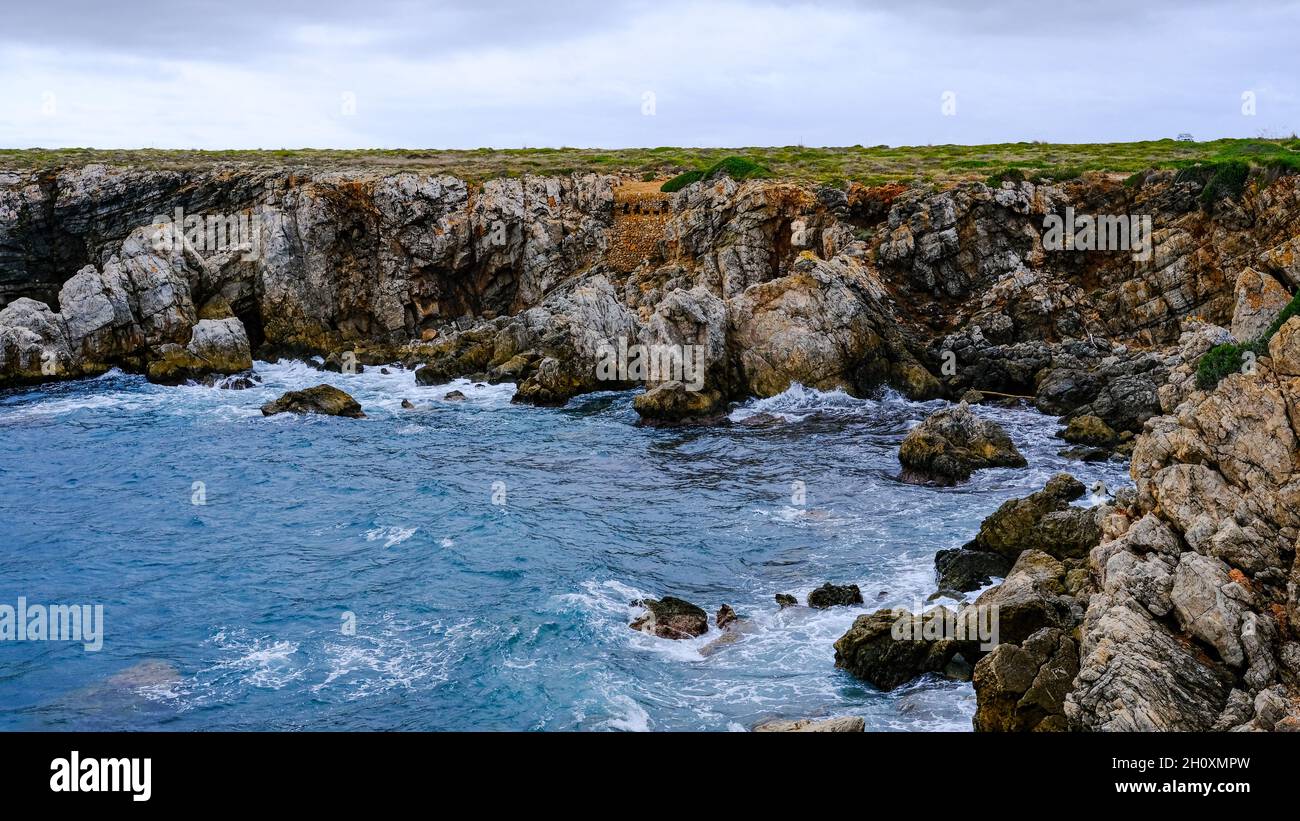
985,167,1025,187
1200,161,1250,204
1196,341,1263,390
1196,290,1300,389
660,170,705,192
660,155,771,192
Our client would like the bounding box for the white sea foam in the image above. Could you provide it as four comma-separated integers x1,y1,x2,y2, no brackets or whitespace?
366,525,417,548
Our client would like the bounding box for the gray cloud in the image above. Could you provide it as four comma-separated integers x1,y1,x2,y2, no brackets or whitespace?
2,0,1296,149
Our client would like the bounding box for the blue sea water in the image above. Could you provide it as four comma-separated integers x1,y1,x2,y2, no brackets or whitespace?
0,362,1129,731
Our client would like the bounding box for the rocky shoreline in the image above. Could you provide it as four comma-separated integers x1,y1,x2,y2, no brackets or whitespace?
3,161,1299,730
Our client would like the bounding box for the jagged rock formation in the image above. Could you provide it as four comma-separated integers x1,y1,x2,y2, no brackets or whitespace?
8,165,1300,417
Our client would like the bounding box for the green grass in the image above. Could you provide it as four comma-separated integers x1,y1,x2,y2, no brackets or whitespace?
661,155,771,192
2,138,1298,188
1196,290,1300,390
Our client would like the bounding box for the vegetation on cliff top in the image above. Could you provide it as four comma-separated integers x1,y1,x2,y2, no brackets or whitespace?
3,137,1298,187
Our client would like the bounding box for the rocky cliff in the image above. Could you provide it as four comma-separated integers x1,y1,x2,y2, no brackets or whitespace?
4,160,1300,730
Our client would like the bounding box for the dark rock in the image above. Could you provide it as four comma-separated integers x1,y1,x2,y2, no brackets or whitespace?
400,398,415,409
935,547,1012,594
833,607,974,690
966,474,1099,562
629,596,708,640
261,384,365,418
775,593,798,608
807,582,864,609
443,390,466,401
973,626,1078,732
1057,446,1112,462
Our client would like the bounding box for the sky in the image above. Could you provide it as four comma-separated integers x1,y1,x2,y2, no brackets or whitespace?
1,0,1297,149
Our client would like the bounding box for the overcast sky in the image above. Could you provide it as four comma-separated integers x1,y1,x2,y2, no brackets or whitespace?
2,0,1297,149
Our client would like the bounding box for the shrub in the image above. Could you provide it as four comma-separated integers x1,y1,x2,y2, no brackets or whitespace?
660,155,771,193
1195,290,1300,389
1196,341,1263,390
985,167,1025,187
660,170,705,192
1199,160,1250,204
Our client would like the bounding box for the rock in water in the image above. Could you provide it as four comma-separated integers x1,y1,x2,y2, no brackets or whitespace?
632,381,727,426
934,548,1012,594
753,716,865,733
715,604,738,629
629,597,708,639
965,473,1099,562
146,317,253,384
775,593,798,608
1058,414,1118,447
261,384,365,418
400,398,415,409
443,390,466,401
833,607,973,690
807,582,864,609
898,403,1026,485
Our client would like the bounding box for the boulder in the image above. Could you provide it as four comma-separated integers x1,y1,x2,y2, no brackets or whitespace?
715,604,738,629
261,384,366,418
833,607,973,690
629,597,708,640
147,318,252,384
807,582,863,609
934,547,1012,594
973,550,1075,647
632,381,727,426
1230,266,1291,342
1058,414,1118,447
965,474,1099,562
774,593,798,608
898,403,1026,485
973,627,1077,732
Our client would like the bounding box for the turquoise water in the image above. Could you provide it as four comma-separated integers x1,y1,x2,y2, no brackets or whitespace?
0,362,1128,731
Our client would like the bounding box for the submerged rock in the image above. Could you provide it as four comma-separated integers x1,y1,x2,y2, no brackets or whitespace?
774,593,798,608
807,582,864,609
629,596,708,640
443,390,466,401
261,384,365,418
898,403,1026,485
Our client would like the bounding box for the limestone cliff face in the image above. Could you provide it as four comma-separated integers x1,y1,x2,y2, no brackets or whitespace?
1062,317,1300,731
4,163,1300,421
